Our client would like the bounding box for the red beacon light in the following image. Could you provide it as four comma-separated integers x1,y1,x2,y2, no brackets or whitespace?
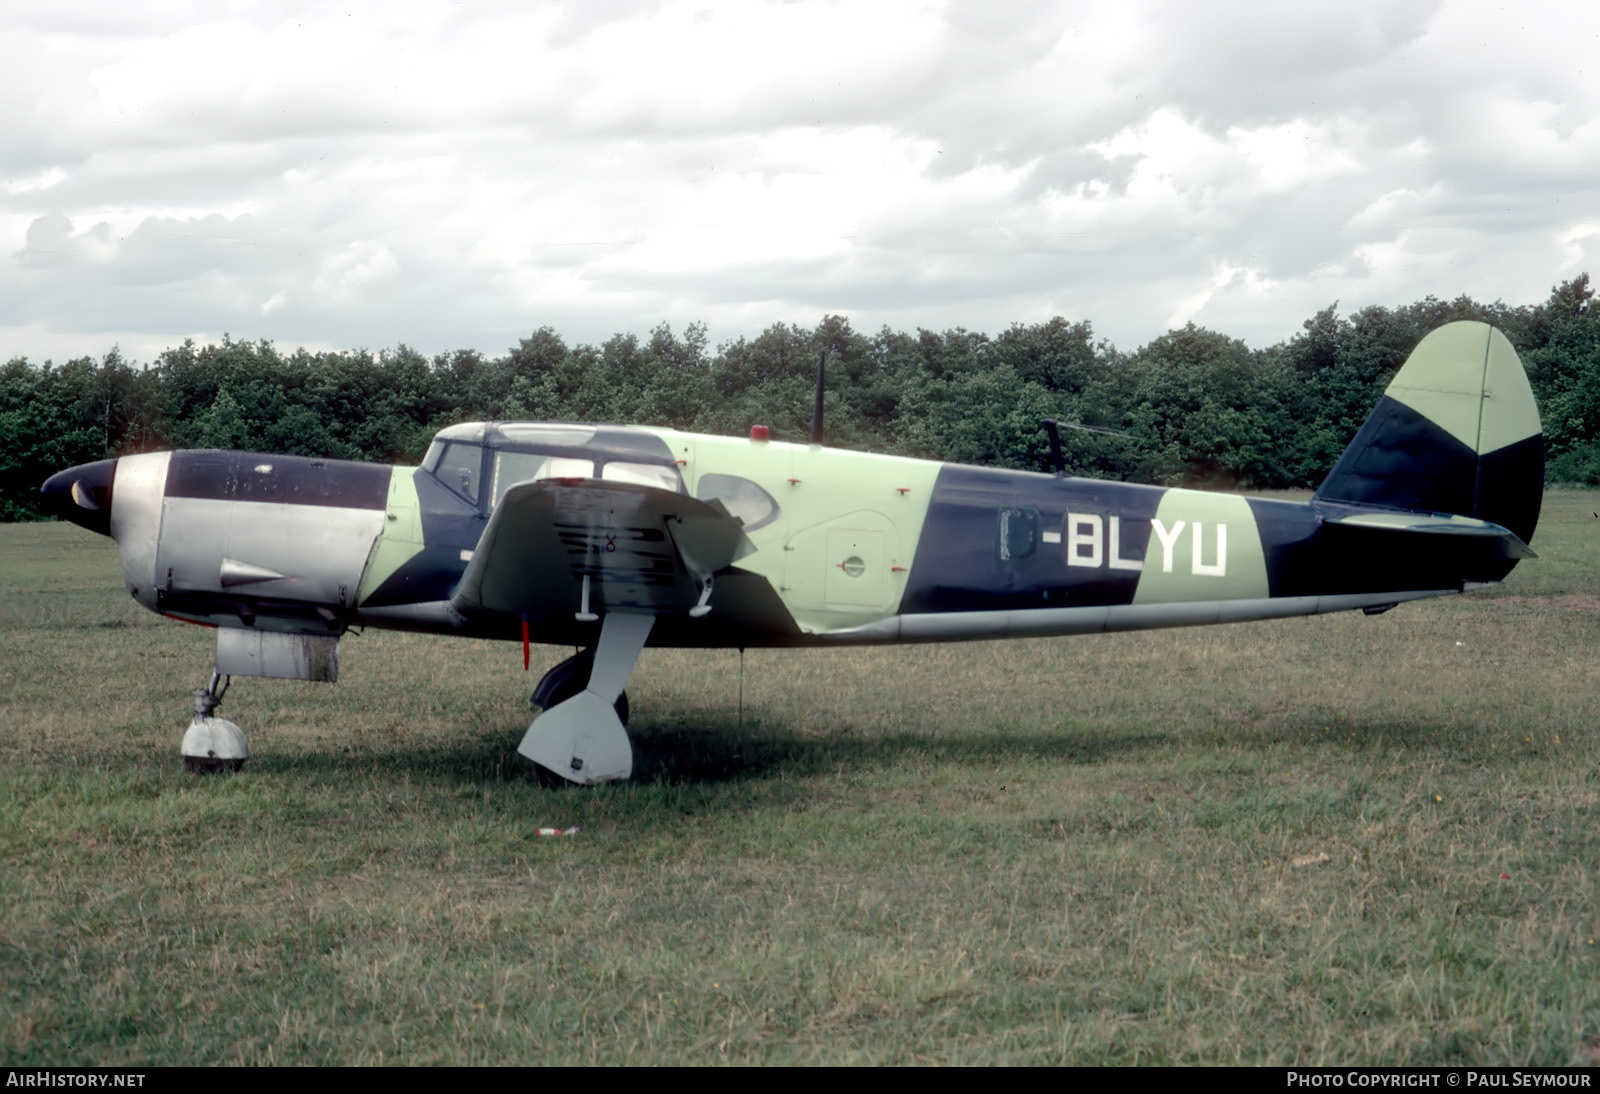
750,425,769,442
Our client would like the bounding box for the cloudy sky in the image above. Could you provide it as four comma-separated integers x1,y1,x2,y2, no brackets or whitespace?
3,0,1597,365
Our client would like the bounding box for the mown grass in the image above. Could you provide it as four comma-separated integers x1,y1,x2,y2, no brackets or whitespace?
2,494,1598,1065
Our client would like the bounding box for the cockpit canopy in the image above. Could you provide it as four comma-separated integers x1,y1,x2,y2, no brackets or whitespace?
421,422,683,510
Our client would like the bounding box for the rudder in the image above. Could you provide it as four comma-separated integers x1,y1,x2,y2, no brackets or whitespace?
1314,321,1543,544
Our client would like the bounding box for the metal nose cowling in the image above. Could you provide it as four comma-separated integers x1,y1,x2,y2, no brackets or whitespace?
41,459,118,537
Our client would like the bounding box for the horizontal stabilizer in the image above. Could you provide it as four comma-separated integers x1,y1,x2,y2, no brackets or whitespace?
1320,509,1536,560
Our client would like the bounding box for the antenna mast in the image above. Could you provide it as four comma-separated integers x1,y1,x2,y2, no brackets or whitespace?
810,350,826,446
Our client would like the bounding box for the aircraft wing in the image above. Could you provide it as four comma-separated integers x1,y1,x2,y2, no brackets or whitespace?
450,478,758,619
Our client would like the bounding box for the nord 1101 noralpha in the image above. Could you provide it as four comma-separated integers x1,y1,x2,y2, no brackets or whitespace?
42,321,1543,783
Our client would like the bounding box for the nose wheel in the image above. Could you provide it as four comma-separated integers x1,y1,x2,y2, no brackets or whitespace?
181,672,249,774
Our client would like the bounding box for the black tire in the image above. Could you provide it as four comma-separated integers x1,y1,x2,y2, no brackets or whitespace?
184,756,246,774
541,672,629,726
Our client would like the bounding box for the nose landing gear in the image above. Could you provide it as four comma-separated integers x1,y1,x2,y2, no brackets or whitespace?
180,672,249,774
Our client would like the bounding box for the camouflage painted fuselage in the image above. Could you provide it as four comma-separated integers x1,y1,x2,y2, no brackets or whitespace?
35,320,1547,784
44,321,1543,656
90,429,1520,654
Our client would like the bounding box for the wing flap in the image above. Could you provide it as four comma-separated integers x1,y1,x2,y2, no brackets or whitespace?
451,479,756,618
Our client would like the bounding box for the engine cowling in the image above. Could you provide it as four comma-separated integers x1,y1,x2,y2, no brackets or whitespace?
45,449,391,633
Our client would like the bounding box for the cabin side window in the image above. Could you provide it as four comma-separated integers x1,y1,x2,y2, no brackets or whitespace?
998,506,1038,560
431,442,484,505
696,474,781,532
602,462,682,491
491,451,548,508
534,457,598,481
485,453,684,509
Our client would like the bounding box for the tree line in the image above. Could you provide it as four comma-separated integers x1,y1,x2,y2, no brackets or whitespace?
3,275,1597,521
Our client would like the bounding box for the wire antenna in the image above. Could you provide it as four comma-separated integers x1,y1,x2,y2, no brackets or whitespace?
1040,418,1142,477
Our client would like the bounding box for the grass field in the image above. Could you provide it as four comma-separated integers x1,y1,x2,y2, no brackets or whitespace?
3,492,1599,1065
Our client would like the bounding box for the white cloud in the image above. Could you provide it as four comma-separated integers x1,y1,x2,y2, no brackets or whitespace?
1228,119,1358,192
5,167,65,195
1,0,1598,363
1558,222,1600,276
301,242,401,311
1166,263,1279,330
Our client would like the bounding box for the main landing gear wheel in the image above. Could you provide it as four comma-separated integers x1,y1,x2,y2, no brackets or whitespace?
180,672,249,774
531,649,629,725
520,614,652,783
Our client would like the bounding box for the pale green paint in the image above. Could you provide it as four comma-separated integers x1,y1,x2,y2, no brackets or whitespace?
824,525,888,607
788,512,899,612
1130,489,1268,605
646,429,941,633
1385,321,1541,455
356,466,424,605
1478,324,1542,454
1332,511,1499,531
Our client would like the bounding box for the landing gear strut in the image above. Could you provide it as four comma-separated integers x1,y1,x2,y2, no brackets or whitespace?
180,671,249,774
531,649,629,726
519,612,651,784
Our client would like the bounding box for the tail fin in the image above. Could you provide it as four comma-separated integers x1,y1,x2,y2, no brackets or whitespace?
1314,320,1544,545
